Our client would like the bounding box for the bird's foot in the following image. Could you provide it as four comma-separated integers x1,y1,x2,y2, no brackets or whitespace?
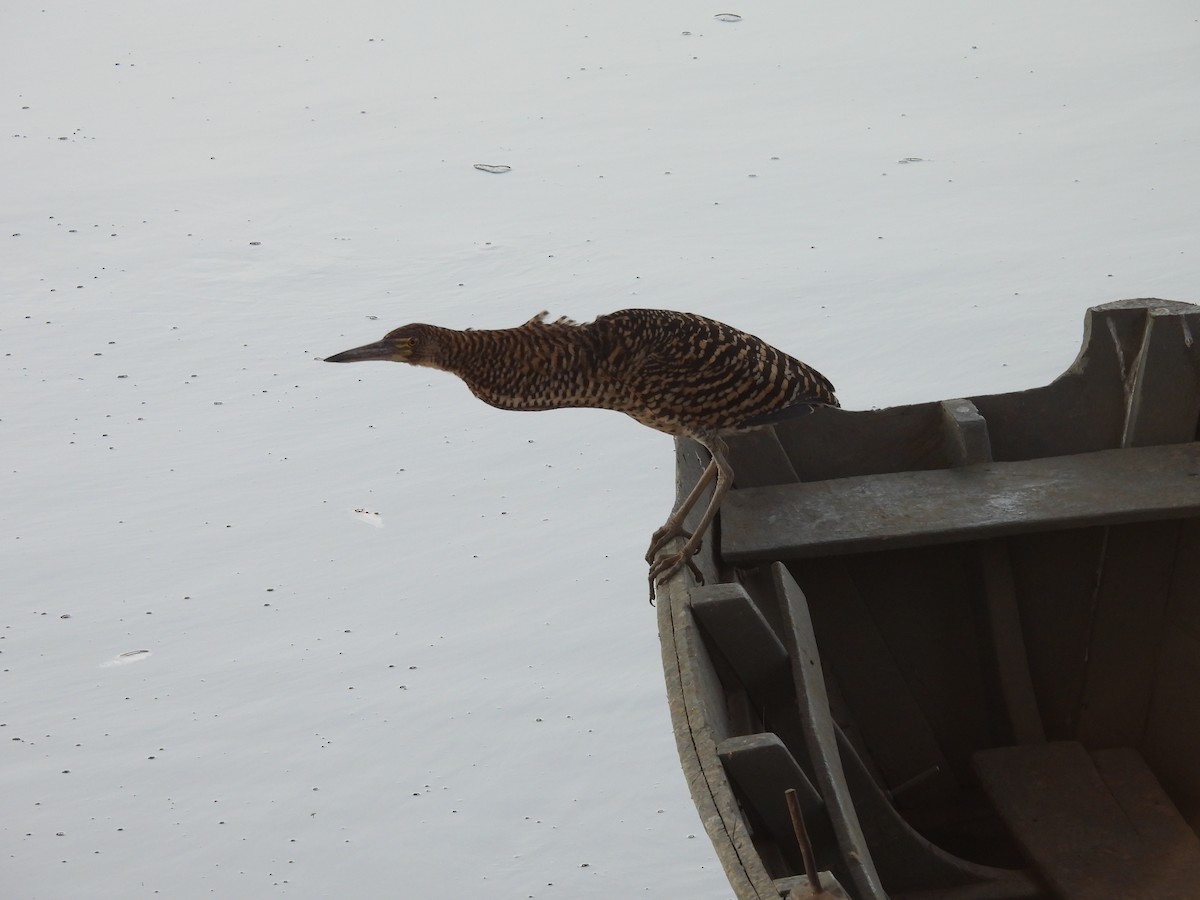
645,524,694,564
647,548,705,604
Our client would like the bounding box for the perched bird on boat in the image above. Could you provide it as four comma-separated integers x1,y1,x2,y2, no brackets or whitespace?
325,309,838,600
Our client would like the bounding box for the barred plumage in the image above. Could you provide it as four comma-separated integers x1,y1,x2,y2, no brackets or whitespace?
326,308,838,599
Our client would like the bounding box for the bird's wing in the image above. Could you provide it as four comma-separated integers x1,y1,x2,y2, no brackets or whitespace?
522,311,578,327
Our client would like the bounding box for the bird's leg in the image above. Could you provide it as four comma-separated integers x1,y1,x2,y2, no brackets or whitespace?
648,438,733,599
644,458,718,563
647,554,705,604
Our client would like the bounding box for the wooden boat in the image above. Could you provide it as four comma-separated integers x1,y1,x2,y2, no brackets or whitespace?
656,298,1200,899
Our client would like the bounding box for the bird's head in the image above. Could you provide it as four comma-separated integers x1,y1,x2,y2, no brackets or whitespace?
324,323,444,367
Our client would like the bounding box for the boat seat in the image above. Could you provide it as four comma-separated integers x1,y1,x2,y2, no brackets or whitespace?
973,742,1200,899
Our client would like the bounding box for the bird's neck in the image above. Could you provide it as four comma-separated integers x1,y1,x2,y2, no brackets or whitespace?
425,327,483,374
425,322,608,413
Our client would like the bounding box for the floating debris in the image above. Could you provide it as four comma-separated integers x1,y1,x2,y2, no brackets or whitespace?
101,649,151,667
714,13,742,22
898,157,927,164
473,164,512,174
354,508,384,527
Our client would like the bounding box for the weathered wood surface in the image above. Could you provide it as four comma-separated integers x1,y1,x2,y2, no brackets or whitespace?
774,871,853,898
690,582,789,698
717,732,824,862
656,431,782,900
723,441,1200,562
659,299,1200,900
774,564,889,900
755,299,1200,481
974,742,1200,900
657,577,782,900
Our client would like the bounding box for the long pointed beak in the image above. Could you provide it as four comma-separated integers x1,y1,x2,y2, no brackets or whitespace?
324,339,393,363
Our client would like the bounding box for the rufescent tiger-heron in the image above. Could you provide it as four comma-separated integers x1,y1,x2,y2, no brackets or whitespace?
325,308,838,601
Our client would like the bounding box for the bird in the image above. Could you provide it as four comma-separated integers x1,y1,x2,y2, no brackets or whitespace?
325,309,839,600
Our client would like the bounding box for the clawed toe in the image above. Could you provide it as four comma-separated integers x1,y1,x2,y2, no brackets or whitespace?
645,525,693,564
646,449,729,602
646,547,705,604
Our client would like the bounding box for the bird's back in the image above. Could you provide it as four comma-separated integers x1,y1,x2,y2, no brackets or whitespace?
443,308,836,437
589,309,838,435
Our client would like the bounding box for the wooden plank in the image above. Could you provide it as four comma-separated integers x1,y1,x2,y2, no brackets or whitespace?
1144,624,1200,831
1076,522,1180,748
726,427,799,489
977,541,1045,745
941,399,993,467
773,871,853,898
1147,514,1200,823
890,882,1043,900
1093,748,1200,855
1094,747,1200,900
773,402,949,482
722,442,1200,562
974,742,1200,899
1165,516,1200,637
939,398,1045,746
1122,304,1200,447
772,564,1038,894
975,742,1129,898
656,577,781,899
762,301,1200,483
717,732,826,867
773,563,889,900
969,300,1191,461
1145,521,1200,826
1003,528,1107,741
795,557,962,804
691,583,789,698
